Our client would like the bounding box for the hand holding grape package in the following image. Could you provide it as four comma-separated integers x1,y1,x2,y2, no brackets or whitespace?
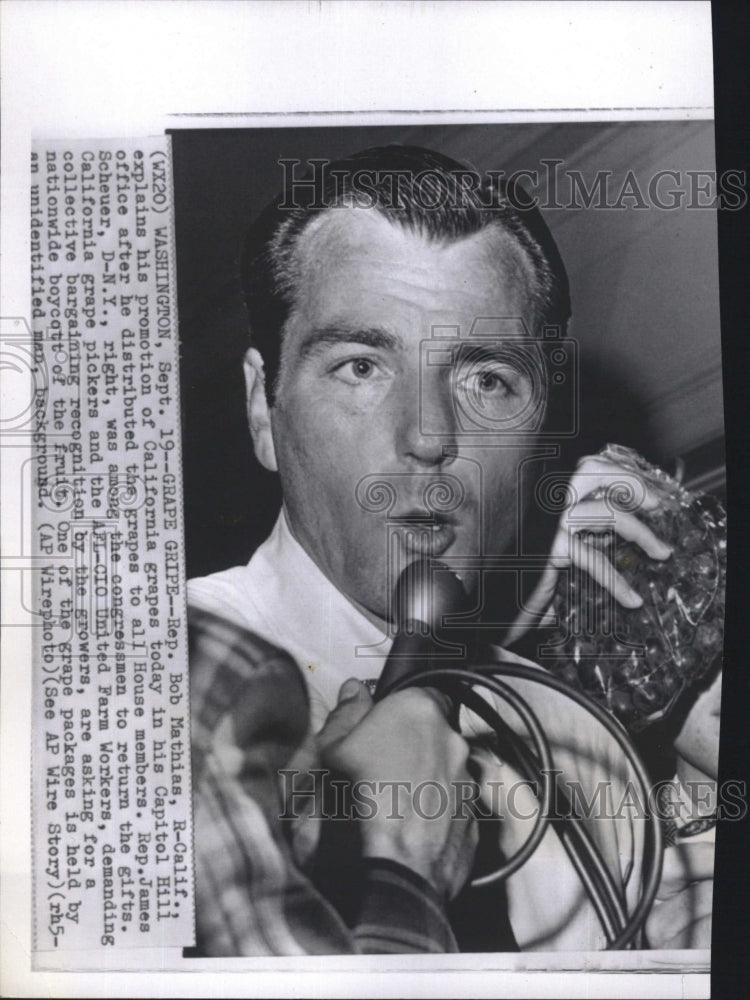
547,444,725,731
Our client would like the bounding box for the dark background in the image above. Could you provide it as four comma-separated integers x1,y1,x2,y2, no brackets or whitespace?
709,6,750,999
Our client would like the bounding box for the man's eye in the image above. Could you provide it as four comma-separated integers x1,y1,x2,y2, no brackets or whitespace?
467,367,513,396
476,369,509,393
350,359,374,378
332,357,379,383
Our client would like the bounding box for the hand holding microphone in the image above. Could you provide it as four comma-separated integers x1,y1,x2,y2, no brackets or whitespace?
318,559,479,899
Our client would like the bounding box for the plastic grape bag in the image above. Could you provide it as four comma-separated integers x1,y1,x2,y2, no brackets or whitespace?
546,444,725,732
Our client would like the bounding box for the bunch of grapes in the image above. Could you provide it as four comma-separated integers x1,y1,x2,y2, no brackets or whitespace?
546,446,726,732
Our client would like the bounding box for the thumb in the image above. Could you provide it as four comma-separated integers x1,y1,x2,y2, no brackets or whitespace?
338,678,371,704
318,679,373,754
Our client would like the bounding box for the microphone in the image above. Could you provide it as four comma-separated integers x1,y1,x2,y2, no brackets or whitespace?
374,559,472,701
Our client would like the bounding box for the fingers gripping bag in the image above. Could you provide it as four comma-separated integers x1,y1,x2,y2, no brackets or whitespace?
545,444,726,732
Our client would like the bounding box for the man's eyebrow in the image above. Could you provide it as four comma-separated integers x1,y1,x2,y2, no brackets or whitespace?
296,326,400,358
458,340,532,362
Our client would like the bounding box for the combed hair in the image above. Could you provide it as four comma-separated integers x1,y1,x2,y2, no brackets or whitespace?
240,145,571,402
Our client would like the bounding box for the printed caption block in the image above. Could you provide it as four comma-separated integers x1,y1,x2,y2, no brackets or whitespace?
30,138,193,951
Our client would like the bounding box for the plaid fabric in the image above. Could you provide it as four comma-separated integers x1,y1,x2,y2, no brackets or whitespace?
189,605,457,956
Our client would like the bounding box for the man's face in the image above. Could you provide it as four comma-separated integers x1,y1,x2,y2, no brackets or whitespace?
268,207,543,621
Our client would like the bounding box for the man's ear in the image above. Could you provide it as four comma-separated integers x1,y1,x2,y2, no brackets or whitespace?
243,347,278,472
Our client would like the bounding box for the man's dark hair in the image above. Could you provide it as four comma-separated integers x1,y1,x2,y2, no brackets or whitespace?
240,144,571,403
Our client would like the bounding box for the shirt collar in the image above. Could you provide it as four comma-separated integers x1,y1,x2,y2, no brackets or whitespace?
249,510,391,718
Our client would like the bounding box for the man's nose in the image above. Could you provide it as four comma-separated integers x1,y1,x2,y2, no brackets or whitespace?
396,371,457,467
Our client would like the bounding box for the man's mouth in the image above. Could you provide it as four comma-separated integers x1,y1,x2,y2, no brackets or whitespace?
390,512,457,558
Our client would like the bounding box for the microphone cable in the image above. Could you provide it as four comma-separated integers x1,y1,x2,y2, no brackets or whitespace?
376,661,663,950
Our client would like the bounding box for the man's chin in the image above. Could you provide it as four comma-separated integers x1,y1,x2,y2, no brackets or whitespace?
348,591,392,630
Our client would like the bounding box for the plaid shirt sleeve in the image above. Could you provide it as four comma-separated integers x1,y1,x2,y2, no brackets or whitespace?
189,606,457,956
